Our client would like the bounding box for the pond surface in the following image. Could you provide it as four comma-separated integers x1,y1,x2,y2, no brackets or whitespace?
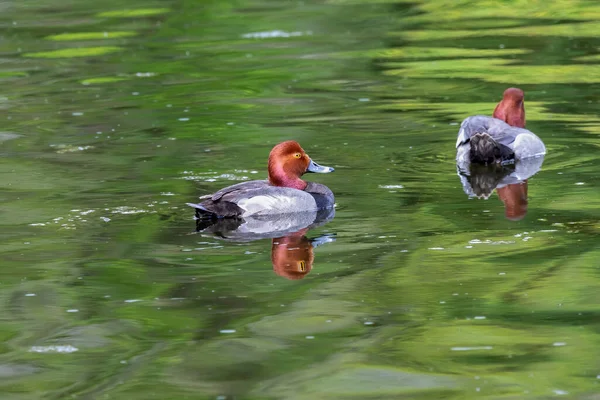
2,0,600,398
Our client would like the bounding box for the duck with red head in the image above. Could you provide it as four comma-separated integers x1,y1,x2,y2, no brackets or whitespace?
268,141,333,190
456,87,545,165
188,140,335,218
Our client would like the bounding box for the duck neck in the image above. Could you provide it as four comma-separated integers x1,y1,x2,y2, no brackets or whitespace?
269,172,308,190
494,101,525,128
269,164,308,190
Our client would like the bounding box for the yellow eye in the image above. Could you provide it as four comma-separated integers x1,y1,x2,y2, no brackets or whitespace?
293,153,302,159
298,260,306,272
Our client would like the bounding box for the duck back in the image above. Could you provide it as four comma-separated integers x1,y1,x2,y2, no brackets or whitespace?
469,132,514,164
456,115,545,165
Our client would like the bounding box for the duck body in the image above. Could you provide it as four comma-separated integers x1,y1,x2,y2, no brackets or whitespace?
187,140,335,219
188,180,334,218
456,88,546,165
456,115,546,165
195,206,335,241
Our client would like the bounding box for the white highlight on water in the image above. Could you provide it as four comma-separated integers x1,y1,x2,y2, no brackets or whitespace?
451,346,493,351
29,345,79,353
379,184,404,189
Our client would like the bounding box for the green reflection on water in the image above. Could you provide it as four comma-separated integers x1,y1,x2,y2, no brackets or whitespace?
2,0,600,398
24,46,123,58
46,32,138,41
97,8,171,18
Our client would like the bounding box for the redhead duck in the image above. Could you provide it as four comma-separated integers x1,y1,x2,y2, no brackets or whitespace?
456,88,546,165
188,141,334,218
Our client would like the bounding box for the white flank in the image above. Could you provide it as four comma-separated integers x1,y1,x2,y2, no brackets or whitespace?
238,195,316,216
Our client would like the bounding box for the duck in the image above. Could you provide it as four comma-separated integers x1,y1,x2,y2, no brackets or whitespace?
187,140,335,218
456,88,546,165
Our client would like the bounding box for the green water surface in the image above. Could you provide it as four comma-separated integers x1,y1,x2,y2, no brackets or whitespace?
2,0,600,398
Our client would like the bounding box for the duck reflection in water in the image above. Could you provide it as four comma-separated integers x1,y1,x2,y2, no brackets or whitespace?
194,207,335,279
457,156,544,221
271,228,334,280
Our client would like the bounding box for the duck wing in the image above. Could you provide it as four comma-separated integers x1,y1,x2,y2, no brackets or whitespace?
210,180,269,201
456,116,530,149
188,180,270,217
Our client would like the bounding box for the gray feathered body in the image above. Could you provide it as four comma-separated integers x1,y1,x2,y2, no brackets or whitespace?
187,180,335,218
456,116,546,165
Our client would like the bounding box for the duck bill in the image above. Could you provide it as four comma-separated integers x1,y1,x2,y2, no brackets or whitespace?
306,159,334,173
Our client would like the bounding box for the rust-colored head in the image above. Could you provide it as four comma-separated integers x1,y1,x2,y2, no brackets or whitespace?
497,181,528,221
267,141,334,190
271,231,314,280
493,88,525,128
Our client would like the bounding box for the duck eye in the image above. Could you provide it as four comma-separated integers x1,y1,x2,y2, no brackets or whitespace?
298,260,306,272
293,153,302,159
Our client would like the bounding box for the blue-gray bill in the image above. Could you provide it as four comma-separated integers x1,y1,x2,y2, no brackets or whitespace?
306,159,334,173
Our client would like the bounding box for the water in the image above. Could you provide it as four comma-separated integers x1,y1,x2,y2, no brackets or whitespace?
2,0,600,398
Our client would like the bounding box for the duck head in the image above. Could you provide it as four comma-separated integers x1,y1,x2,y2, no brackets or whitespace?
268,140,334,190
271,229,314,280
493,88,525,128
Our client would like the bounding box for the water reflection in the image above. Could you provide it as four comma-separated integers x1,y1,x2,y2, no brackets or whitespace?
195,208,335,279
457,156,544,220
271,230,335,280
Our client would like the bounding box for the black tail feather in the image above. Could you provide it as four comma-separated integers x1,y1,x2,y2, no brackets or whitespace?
469,133,514,165
186,200,243,218
189,202,245,232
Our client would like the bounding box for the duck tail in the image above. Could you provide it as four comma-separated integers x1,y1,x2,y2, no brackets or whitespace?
469,133,512,165
187,200,243,219
186,202,217,219
187,203,219,232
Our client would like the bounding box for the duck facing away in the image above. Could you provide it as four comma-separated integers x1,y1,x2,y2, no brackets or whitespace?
456,88,546,165
187,141,335,218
